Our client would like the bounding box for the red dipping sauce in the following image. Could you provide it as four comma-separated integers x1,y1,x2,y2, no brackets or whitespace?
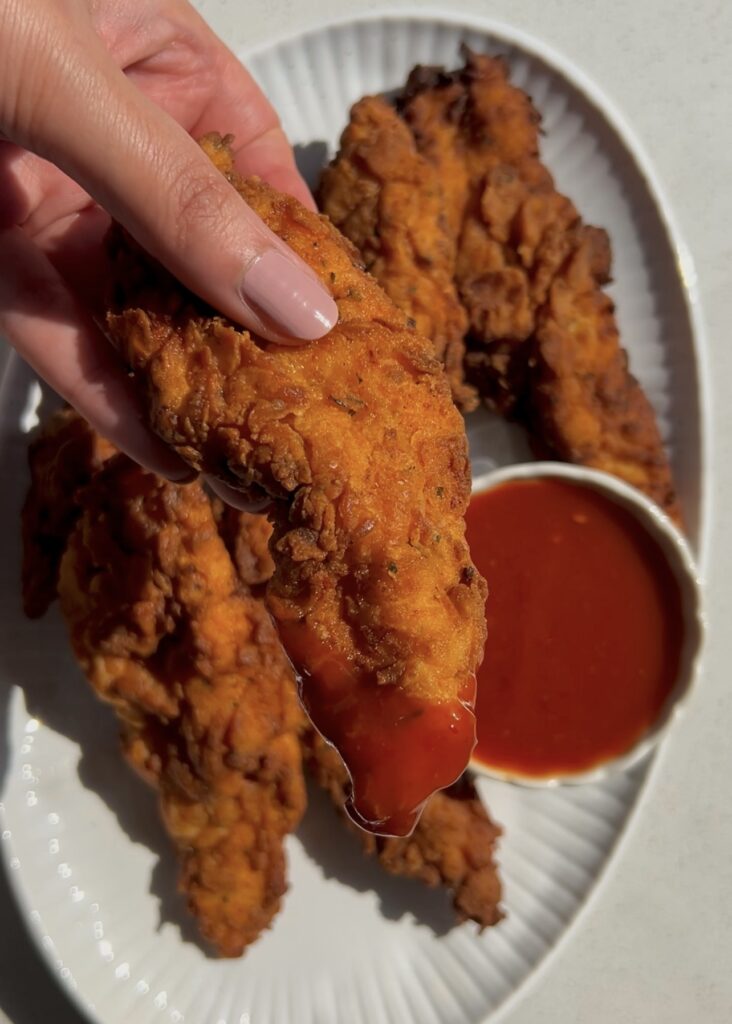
466,478,684,779
278,622,476,837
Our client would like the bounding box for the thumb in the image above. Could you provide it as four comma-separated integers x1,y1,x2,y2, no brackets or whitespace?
11,29,337,343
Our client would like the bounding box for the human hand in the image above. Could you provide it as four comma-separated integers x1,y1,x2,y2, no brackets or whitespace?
0,0,338,481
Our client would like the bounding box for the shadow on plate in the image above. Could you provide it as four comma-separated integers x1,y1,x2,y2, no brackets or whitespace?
0,376,89,1023
0,370,206,958
293,141,329,192
0,853,86,1024
297,779,455,936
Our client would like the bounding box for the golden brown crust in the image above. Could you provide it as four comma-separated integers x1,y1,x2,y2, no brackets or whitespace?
399,51,680,520
530,237,681,515
56,452,306,957
105,135,487,831
21,406,116,618
212,500,275,594
319,97,476,409
25,414,501,943
219,507,502,927
400,53,587,404
305,732,502,929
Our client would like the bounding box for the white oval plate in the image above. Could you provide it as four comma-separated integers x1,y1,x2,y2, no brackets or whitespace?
0,11,708,1024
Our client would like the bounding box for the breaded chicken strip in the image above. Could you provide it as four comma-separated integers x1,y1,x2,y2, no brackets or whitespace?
399,52,584,410
213,501,275,594
105,133,487,837
319,96,476,410
23,415,501,935
530,234,680,511
54,449,305,957
218,507,503,926
398,50,680,520
306,732,502,928
21,406,116,618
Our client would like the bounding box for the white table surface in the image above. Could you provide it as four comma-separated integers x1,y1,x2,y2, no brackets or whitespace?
1,1,731,1021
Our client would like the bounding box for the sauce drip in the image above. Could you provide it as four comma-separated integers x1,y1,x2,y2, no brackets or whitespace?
279,622,476,836
466,479,684,778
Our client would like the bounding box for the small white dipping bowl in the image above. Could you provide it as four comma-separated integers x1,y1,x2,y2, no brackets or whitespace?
468,461,704,787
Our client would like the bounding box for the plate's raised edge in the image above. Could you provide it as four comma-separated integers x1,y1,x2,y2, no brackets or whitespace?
0,706,98,1021
243,4,712,577
243,11,713,1024
0,352,98,1024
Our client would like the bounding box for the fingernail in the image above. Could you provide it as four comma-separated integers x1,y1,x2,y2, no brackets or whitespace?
205,475,272,512
240,250,338,341
164,464,199,484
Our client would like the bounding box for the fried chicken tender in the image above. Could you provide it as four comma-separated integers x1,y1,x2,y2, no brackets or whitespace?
399,52,585,408
306,732,502,928
53,447,305,957
213,501,275,594
24,413,501,937
105,133,487,837
319,96,476,410
398,51,679,519
530,235,681,511
21,406,116,618
217,506,503,926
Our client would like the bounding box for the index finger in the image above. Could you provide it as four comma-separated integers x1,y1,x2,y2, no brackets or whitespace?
174,9,315,209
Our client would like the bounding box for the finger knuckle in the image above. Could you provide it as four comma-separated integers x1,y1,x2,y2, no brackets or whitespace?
168,163,231,251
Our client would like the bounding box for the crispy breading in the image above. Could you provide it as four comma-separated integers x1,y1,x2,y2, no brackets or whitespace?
104,133,487,836
24,414,502,940
319,96,476,409
306,732,502,928
213,501,275,594
530,234,680,511
398,71,471,242
21,406,116,618
218,505,503,925
398,50,680,520
56,453,306,957
400,52,582,397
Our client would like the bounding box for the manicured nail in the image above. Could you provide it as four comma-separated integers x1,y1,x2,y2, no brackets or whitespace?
240,250,338,341
164,464,198,484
